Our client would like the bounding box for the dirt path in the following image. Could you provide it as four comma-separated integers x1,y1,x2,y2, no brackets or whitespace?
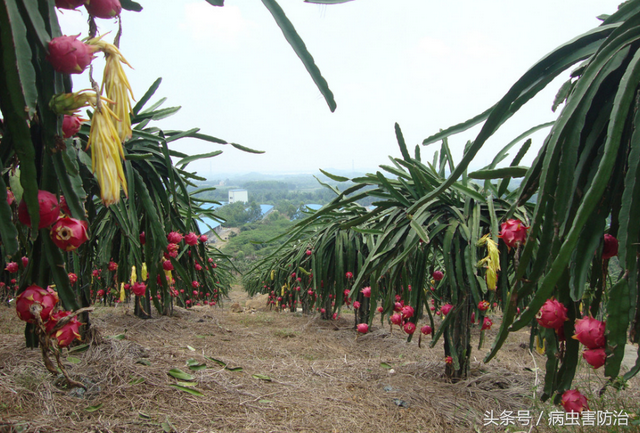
1,295,639,433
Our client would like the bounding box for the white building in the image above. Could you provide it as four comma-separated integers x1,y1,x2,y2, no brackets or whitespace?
228,189,248,204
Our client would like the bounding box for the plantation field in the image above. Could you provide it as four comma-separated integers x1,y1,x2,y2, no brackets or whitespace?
1,288,639,433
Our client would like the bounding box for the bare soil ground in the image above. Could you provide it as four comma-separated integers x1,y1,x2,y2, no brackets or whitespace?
1,286,639,433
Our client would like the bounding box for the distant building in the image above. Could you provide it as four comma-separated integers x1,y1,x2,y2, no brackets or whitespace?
228,189,248,204
260,204,274,219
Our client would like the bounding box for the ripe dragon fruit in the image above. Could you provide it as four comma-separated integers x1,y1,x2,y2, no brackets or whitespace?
403,322,416,334
445,356,453,365
561,389,589,414
47,35,96,75
498,219,529,249
345,271,353,279
184,232,198,246
5,262,19,273
478,300,490,311
582,347,606,369
45,310,73,334
18,190,61,229
602,234,618,260
401,305,415,319
357,323,369,334
84,0,121,18
390,313,404,326
361,287,372,298
131,282,146,297
535,298,568,330
573,316,606,350
50,217,89,251
481,317,493,331
441,303,453,316
16,285,58,323
421,325,432,335
432,270,444,281
51,315,82,347
167,231,183,244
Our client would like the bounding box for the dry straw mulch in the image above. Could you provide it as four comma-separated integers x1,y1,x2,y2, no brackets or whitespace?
0,298,638,433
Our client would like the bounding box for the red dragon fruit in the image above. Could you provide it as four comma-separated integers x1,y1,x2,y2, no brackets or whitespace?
421,325,432,335
535,298,568,330
403,322,416,334
432,270,444,281
18,190,61,229
51,316,82,347
361,286,372,298
55,0,85,9
184,232,198,246
561,389,589,414
602,234,618,260
50,217,89,251
16,285,58,323
47,35,96,75
573,316,606,350
5,262,19,273
390,313,404,326
84,0,121,18
167,231,183,244
582,347,606,369
441,303,453,316
131,282,146,297
498,219,529,249
478,300,490,311
357,323,369,334
481,317,493,331
45,310,73,334
401,305,414,319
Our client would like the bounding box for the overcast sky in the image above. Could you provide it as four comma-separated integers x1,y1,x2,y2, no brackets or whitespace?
58,1,622,179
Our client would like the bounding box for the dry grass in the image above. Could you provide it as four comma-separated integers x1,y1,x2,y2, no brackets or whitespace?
0,290,639,433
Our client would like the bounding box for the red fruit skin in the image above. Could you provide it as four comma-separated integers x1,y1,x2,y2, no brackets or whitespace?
583,347,606,369
47,35,95,74
390,313,403,326
535,298,568,330
498,219,529,249
139,232,146,245
478,300,490,311
199,235,208,243
441,303,453,316
184,232,198,246
403,322,416,334
50,217,89,251
481,317,493,331
162,260,174,271
18,190,61,229
84,0,121,18
602,234,618,260
345,272,353,279
432,270,444,281
167,231,183,244
55,0,85,9
361,287,372,298
68,273,78,284
52,316,82,347
5,262,19,273
131,282,146,297
357,323,368,334
62,115,84,138
561,389,589,413
445,356,453,365
421,325,432,335
15,285,58,323
401,305,414,319
573,317,606,349
45,310,73,334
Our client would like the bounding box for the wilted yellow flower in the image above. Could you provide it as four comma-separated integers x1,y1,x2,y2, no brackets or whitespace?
477,233,500,291
130,266,137,283
87,105,127,206
119,282,126,302
141,263,148,281
88,37,134,142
